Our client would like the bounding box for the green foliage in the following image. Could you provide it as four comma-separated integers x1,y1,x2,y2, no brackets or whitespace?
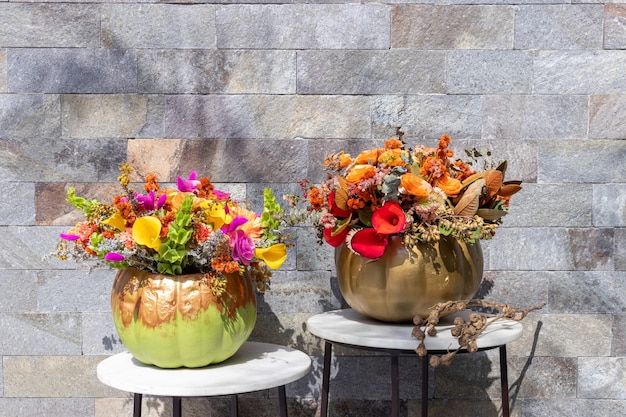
155,195,195,275
260,188,282,240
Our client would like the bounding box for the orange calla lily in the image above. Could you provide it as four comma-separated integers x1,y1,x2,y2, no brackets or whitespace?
434,174,462,196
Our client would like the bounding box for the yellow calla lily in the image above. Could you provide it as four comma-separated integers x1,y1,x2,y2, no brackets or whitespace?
206,203,228,230
101,212,126,231
255,244,287,270
132,216,162,250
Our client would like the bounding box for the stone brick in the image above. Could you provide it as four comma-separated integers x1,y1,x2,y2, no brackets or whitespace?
216,4,390,49
417,399,517,417
480,271,549,310
0,398,94,417
612,315,626,356
514,5,604,49
0,94,60,139
0,4,100,47
593,184,626,227
538,140,626,183
589,95,626,139
0,270,37,312
371,95,482,141
392,5,514,49
3,355,118,397
294,226,334,272
250,313,326,356
8,49,137,93
605,4,626,50
521,399,626,417
0,182,35,225
0,312,81,355
61,95,148,138
139,50,295,94
163,95,371,139
0,226,71,270
508,356,577,399
578,357,626,399
447,51,533,94
102,4,216,49
549,271,626,313
506,313,612,358
258,270,339,314
0,49,6,92
127,138,309,183
434,351,504,399
482,95,588,140
616,229,626,271
37,270,113,313
533,51,626,94
297,50,445,94
2,138,126,183
502,183,592,228
82,312,125,356
487,227,614,271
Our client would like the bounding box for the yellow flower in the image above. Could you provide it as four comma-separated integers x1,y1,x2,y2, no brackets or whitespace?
205,202,229,230
255,244,287,269
101,212,126,231
132,216,162,250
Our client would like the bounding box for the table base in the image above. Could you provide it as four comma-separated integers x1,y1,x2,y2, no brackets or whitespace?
320,340,512,417
131,387,289,417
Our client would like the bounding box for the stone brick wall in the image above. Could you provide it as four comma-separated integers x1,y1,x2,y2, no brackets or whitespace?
1,1,625,416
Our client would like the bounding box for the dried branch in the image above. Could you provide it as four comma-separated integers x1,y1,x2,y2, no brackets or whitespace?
412,299,546,367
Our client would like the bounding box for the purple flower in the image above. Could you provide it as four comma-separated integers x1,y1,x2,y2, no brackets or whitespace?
135,191,167,211
212,189,231,200
104,252,125,262
177,171,201,192
60,233,80,241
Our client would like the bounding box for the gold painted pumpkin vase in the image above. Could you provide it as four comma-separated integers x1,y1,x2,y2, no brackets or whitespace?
335,235,483,323
111,267,257,368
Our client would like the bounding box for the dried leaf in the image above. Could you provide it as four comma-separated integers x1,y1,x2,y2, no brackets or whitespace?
454,179,484,216
476,208,508,221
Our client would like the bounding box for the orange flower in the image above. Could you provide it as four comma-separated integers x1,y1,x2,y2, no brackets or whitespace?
435,173,462,196
384,137,403,149
378,149,408,167
400,173,432,197
354,149,381,165
346,164,376,183
338,152,353,168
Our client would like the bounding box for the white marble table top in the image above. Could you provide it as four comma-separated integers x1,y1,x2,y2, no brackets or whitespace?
307,309,523,352
97,341,312,397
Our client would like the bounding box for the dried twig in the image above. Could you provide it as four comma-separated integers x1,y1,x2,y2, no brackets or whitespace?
412,299,546,367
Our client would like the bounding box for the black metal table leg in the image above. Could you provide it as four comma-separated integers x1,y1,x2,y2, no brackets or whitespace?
391,352,400,417
320,340,332,417
279,385,288,417
421,355,428,417
230,394,238,417
173,397,181,417
133,393,142,417
500,345,510,417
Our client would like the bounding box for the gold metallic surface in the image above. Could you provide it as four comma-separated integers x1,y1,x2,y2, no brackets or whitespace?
335,235,483,322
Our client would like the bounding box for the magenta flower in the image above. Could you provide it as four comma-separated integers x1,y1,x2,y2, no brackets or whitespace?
229,230,255,265
177,171,201,192
212,189,231,200
60,233,80,241
104,252,125,262
135,191,167,211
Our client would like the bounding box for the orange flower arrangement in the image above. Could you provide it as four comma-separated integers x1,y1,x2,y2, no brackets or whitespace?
299,132,522,259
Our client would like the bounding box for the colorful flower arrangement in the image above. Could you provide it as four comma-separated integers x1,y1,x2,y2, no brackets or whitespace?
298,132,521,259
52,163,288,291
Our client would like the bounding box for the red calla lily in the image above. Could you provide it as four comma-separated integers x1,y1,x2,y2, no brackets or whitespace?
323,226,349,247
372,202,406,235
350,228,388,259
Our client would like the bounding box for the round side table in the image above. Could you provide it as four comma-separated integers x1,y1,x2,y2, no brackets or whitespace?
97,341,312,417
307,309,522,417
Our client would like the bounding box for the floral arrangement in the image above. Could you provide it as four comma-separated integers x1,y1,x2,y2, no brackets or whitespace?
52,163,288,291
298,131,521,259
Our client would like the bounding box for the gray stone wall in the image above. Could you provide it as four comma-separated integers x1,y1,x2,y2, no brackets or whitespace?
1,1,625,416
